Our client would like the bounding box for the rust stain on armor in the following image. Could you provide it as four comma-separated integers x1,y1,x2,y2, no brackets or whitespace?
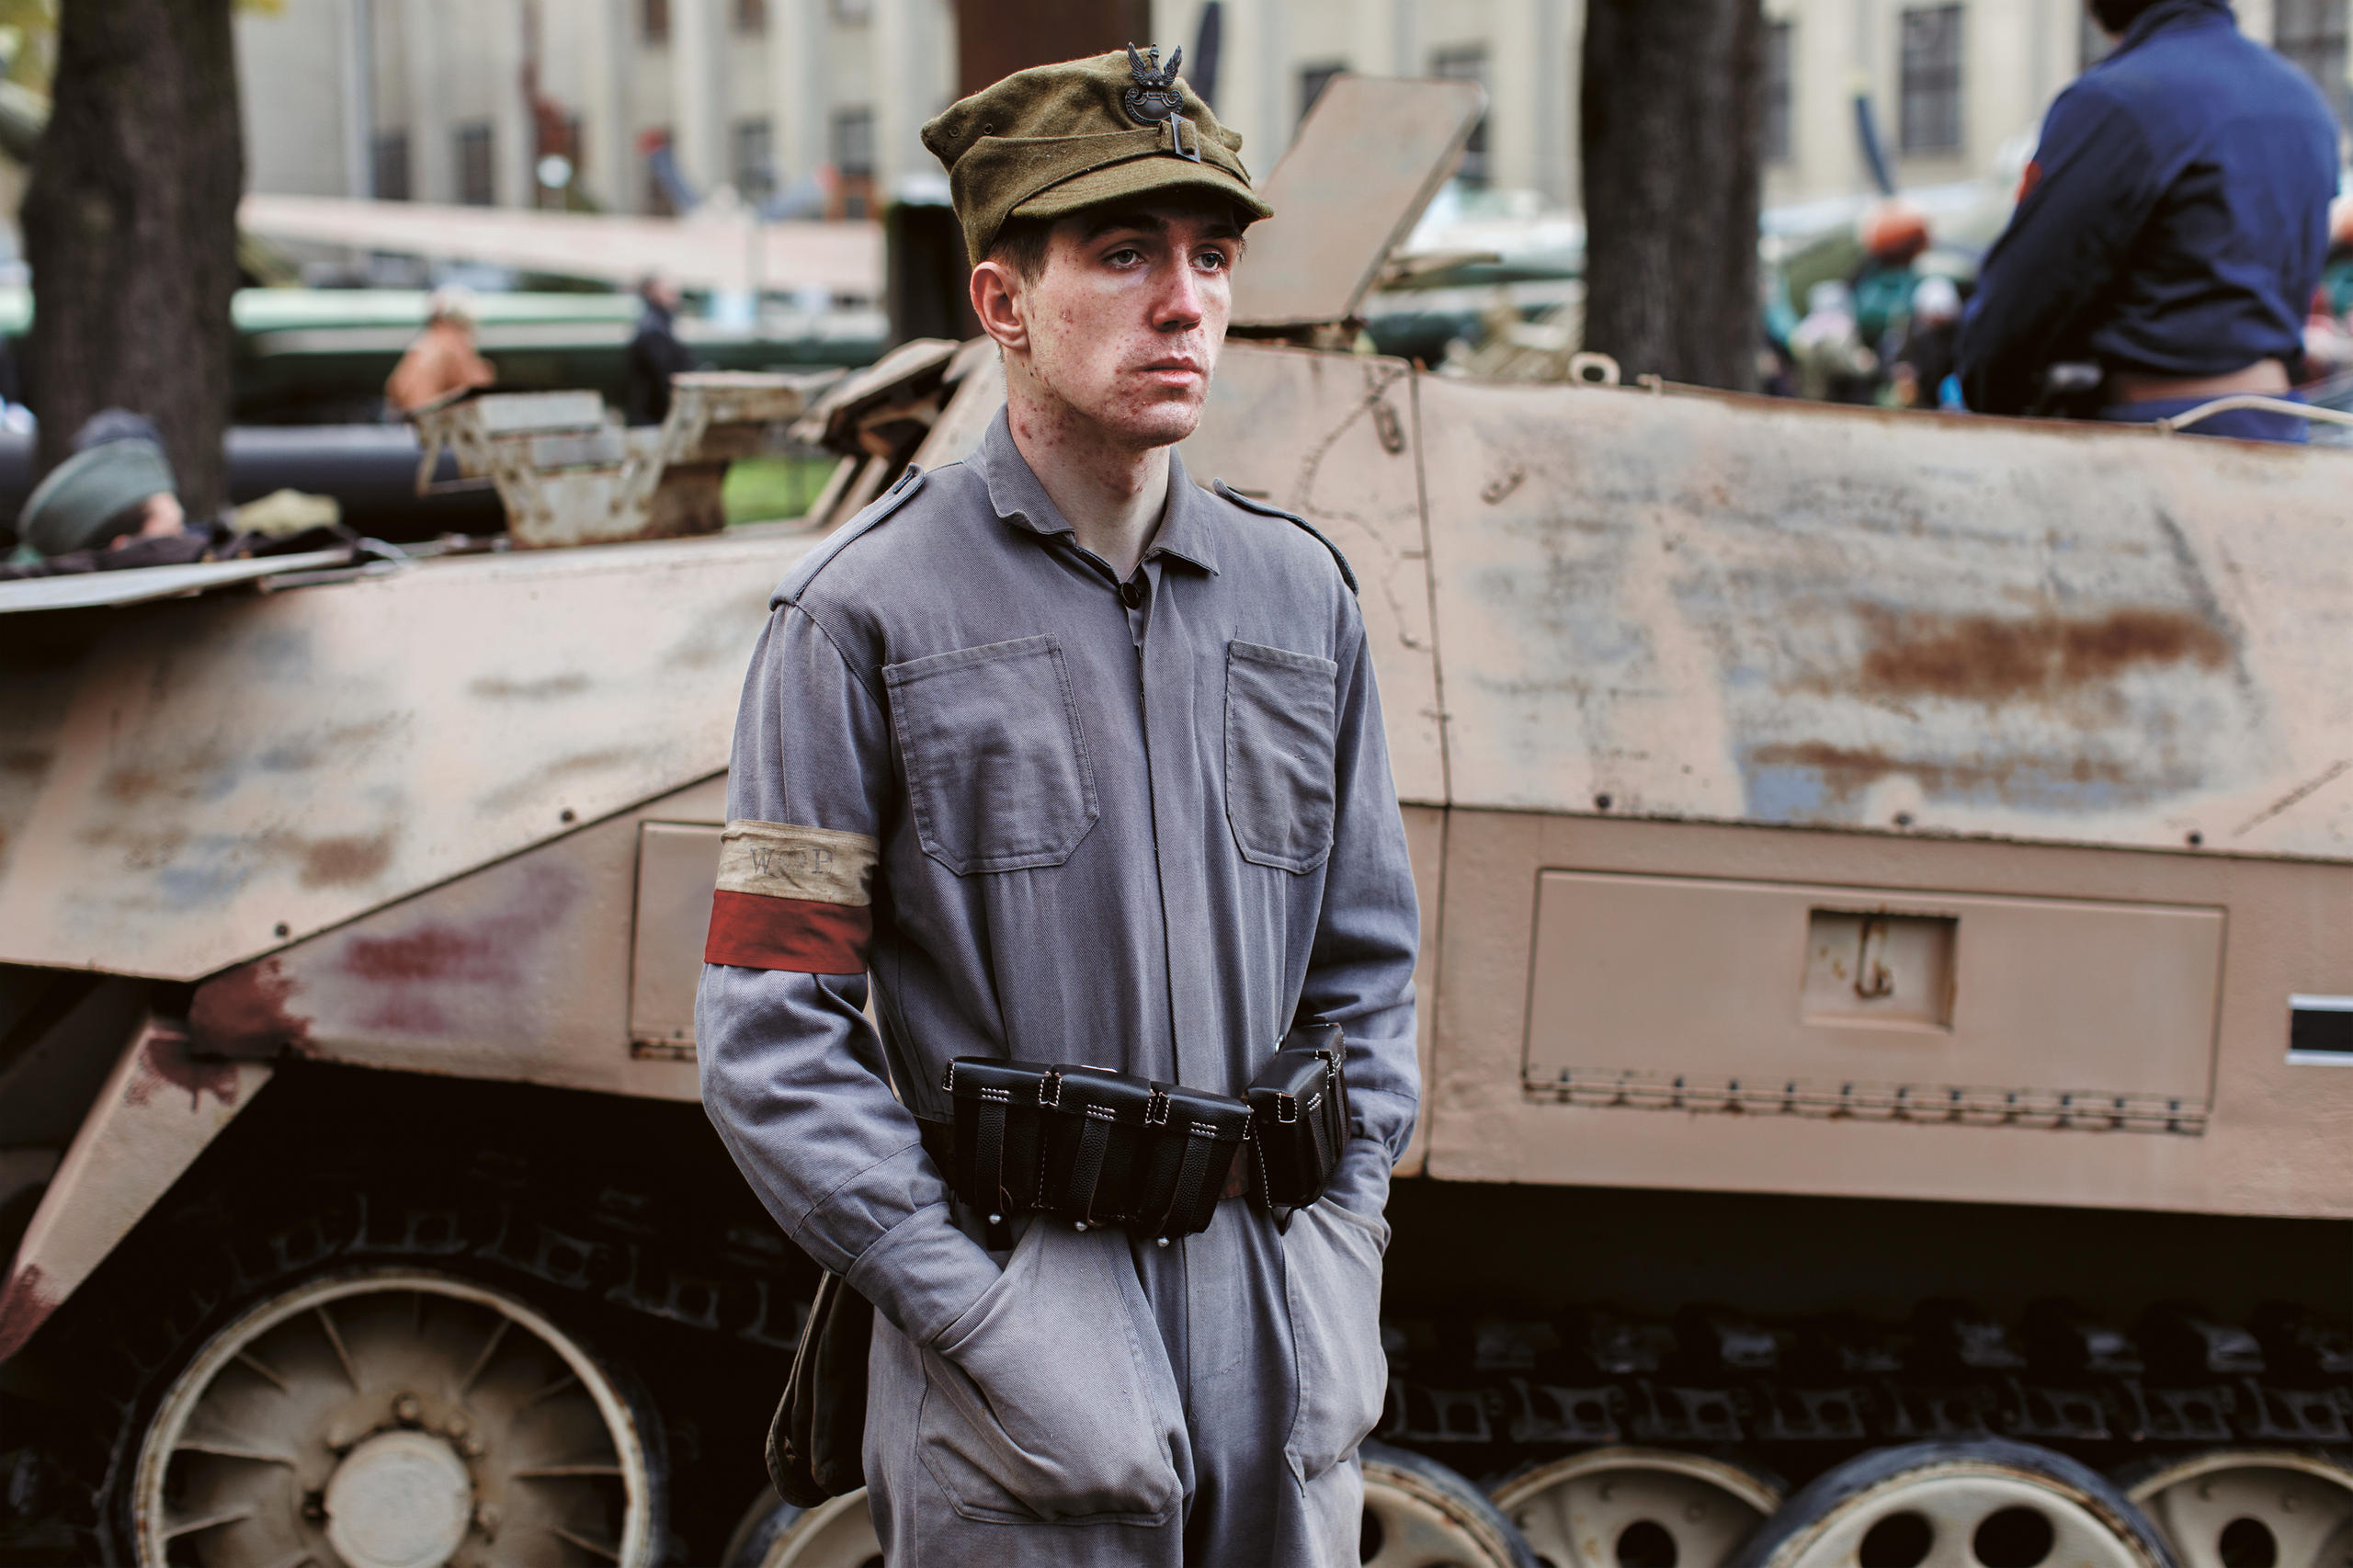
0,1264,57,1364
1749,741,2131,805
123,1027,248,1110
298,832,396,888
189,958,315,1058
1853,606,2231,703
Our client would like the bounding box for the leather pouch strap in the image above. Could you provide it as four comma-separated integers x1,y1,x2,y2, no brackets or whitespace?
973,1096,1007,1217
1068,1107,1115,1224
1159,1124,1222,1236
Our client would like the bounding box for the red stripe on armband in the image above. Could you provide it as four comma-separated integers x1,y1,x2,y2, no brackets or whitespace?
704,889,875,972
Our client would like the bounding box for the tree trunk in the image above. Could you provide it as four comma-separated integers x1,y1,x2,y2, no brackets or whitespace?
955,0,1153,97
1580,0,1763,392
23,0,242,517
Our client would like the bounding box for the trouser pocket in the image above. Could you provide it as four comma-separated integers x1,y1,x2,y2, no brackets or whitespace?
919,1219,1187,1524
1282,1146,1392,1483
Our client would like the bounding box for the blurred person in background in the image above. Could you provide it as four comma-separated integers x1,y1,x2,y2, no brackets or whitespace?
1889,276,1966,410
1851,199,1932,355
4,411,191,576
624,273,696,426
1790,280,1880,403
1956,0,2336,442
384,286,497,415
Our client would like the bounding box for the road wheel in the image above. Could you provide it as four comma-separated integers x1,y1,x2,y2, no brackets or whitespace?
1728,1439,2177,1568
1363,1440,1541,1568
1492,1446,1782,1568
723,1488,883,1568
2121,1450,2353,1568
120,1266,662,1567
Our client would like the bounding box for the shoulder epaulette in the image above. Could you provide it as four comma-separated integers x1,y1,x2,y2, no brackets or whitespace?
772,465,926,608
1212,480,1358,595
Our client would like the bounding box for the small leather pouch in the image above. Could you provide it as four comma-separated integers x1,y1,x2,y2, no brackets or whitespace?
1245,1020,1351,1209
944,1056,1056,1221
1037,1064,1170,1231
1138,1079,1255,1240
766,1269,872,1506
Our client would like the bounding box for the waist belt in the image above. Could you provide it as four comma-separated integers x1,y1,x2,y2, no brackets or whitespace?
924,1021,1351,1245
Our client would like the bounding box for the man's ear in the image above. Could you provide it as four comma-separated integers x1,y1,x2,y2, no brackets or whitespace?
970,259,1029,357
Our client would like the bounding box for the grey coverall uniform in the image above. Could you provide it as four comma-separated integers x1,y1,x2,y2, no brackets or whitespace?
695,410,1421,1565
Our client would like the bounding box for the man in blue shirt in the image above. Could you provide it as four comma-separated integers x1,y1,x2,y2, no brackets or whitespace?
1956,0,2337,441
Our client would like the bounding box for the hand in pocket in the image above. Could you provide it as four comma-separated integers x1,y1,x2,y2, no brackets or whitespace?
920,1221,1188,1523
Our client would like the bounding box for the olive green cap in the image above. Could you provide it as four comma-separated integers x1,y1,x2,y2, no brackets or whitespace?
18,437,176,557
922,46,1272,267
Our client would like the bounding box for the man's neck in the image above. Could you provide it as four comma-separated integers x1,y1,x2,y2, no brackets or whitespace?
1004,377,1170,581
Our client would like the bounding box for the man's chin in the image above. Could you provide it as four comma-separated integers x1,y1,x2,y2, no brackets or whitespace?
1099,395,1207,449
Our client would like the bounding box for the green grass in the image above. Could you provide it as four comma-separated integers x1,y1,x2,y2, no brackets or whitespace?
723,457,841,525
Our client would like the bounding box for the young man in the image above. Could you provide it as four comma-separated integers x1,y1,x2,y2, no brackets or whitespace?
696,47,1421,1567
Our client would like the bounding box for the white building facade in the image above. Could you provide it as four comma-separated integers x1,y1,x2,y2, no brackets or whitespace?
236,0,2347,218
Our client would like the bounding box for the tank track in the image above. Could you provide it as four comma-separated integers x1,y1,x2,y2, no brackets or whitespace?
1377,1300,2353,1488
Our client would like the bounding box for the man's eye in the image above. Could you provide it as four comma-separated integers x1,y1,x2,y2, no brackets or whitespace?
1195,250,1229,271
1107,247,1143,267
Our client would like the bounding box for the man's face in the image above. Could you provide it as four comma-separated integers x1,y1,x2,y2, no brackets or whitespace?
1012,198,1243,450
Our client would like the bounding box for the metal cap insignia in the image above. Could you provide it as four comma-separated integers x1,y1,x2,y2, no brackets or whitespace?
1122,44,1185,126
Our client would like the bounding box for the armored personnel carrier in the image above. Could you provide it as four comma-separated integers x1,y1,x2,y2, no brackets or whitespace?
3,75,2347,1568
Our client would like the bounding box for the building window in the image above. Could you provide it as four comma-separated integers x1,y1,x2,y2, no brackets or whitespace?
2278,0,2351,126
830,107,874,176
1298,62,1345,127
1428,45,1489,185
733,117,775,202
1899,4,1964,154
455,122,494,206
370,130,411,200
1763,20,1793,163
642,0,670,44
735,0,767,33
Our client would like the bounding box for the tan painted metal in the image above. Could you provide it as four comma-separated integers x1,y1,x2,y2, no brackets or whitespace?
1523,872,2223,1129
185,778,722,1104
1228,74,1488,333
1408,374,2353,861
1427,809,2353,1215
0,1017,272,1362
0,530,811,979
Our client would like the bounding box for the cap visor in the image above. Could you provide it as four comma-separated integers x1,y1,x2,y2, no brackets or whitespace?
1010,157,1272,226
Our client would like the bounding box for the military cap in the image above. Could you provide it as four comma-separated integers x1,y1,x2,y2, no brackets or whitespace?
18,437,176,557
922,46,1273,267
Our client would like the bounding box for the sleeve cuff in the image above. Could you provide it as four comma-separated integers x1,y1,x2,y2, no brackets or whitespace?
1348,1085,1418,1164
843,1200,1004,1346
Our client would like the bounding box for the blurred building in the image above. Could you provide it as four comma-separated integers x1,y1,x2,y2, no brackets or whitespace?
237,0,2347,221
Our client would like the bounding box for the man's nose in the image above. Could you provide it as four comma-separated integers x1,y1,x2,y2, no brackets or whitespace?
1153,256,1204,333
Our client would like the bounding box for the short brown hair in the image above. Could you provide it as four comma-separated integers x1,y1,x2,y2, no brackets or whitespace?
987,215,1052,283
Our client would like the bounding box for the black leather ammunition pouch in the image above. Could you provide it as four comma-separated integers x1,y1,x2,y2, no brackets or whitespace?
1245,1020,1352,1209
944,1058,1253,1241
938,1020,1351,1239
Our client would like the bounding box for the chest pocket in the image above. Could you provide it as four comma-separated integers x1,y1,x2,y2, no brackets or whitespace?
886,635,1099,874
1223,639,1339,874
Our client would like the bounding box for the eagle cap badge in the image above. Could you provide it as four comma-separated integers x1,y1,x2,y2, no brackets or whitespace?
1122,44,1185,126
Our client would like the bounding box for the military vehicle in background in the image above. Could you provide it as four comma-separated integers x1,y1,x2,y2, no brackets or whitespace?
3,74,2349,1568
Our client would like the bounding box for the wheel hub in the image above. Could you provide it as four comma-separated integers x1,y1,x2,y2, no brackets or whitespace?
324,1429,475,1568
